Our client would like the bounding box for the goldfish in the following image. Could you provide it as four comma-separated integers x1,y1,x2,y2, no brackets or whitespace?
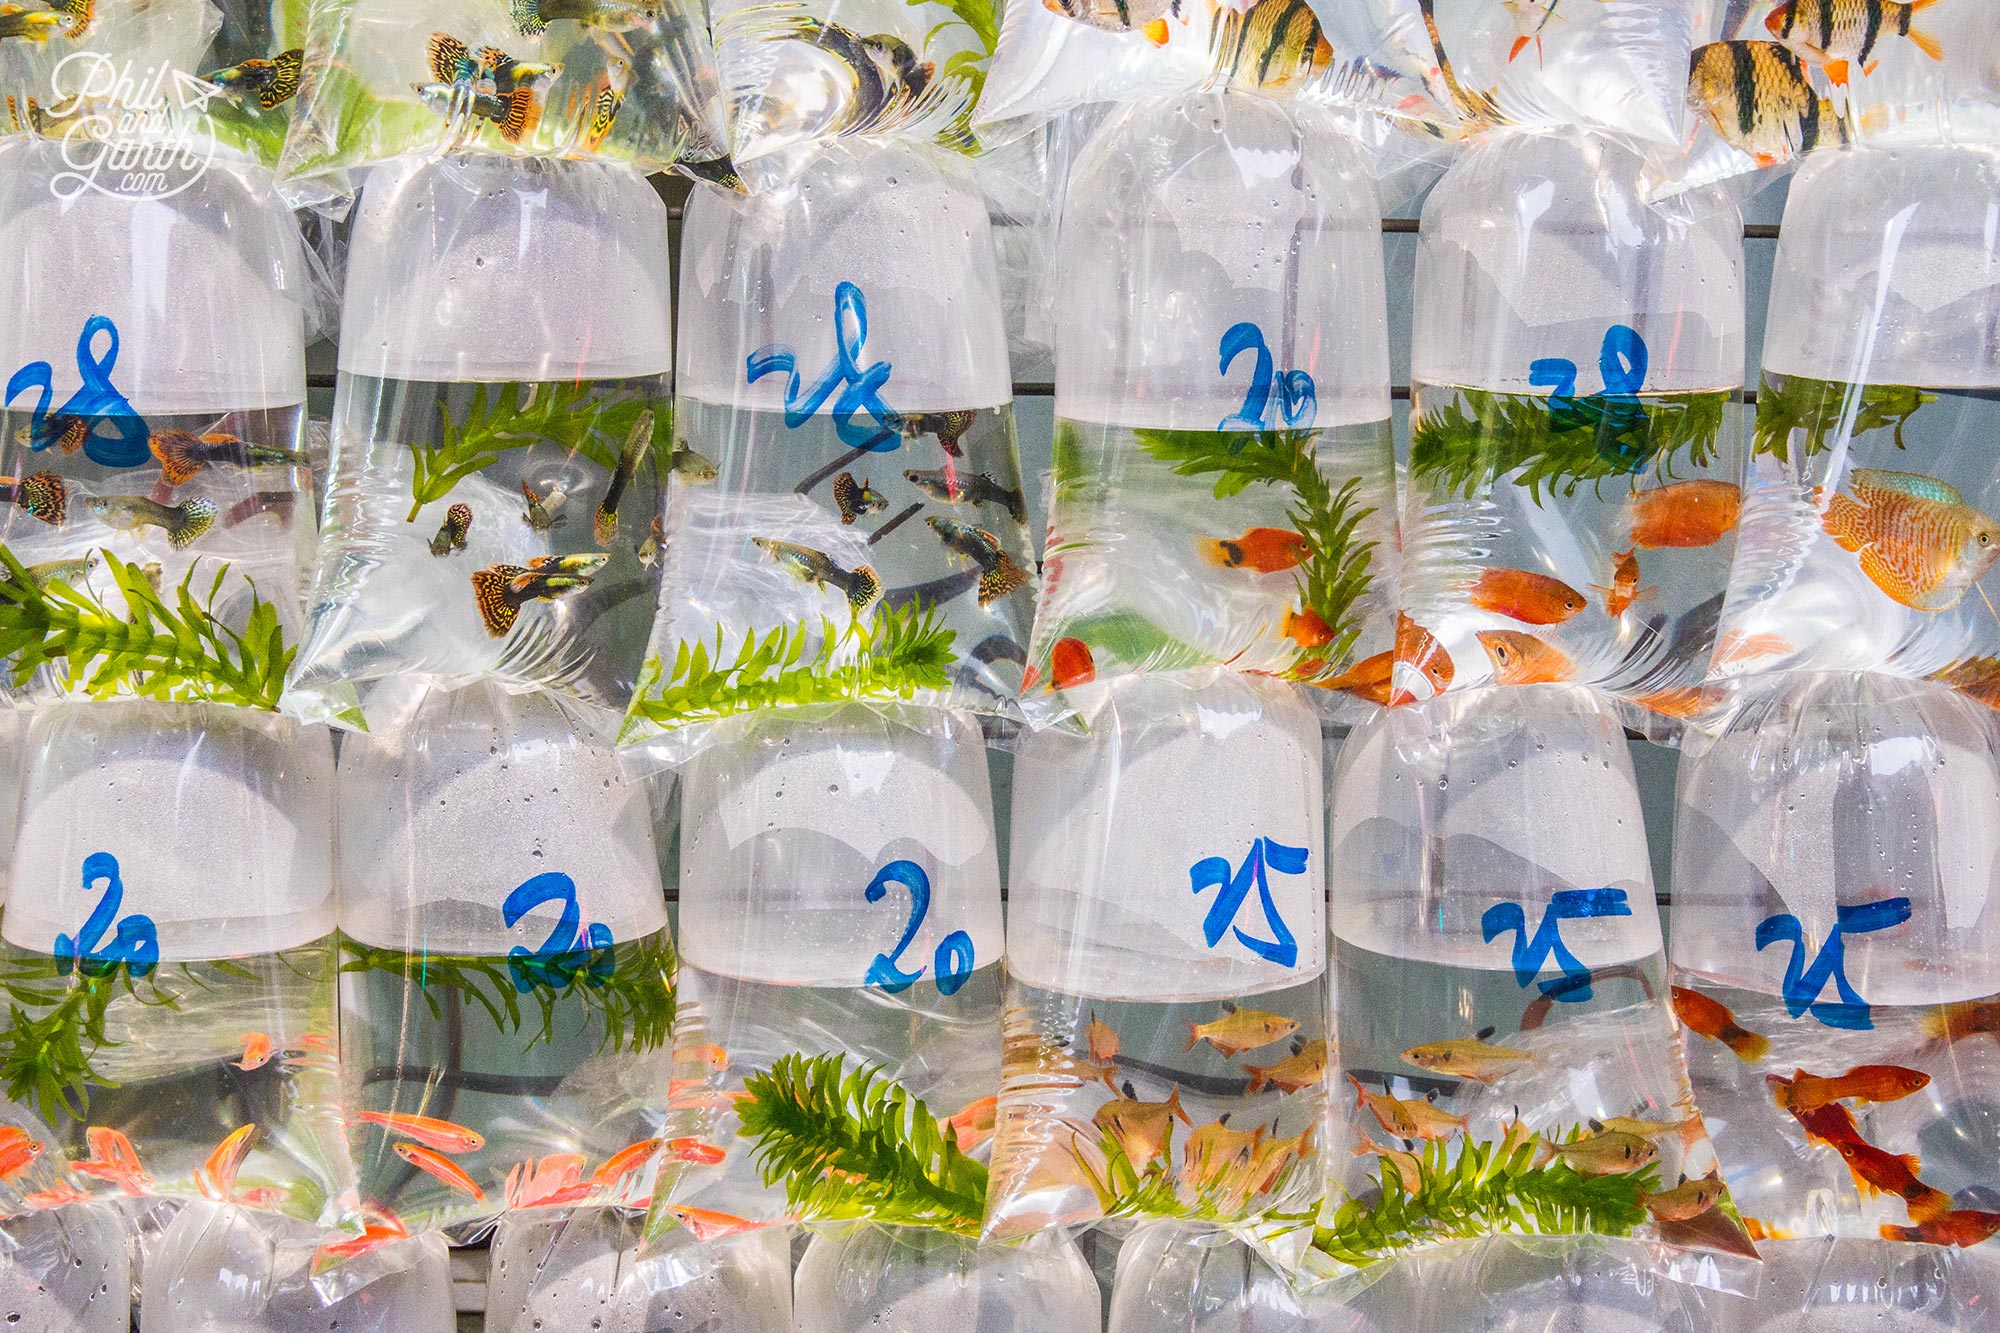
1282,606,1334,648
86,494,215,549
0,470,70,528
74,1126,149,1195
834,471,888,525
1882,1210,2000,1248
1185,1007,1298,1058
904,467,1026,524
431,502,472,556
667,1205,759,1240
1085,1019,1119,1065
232,1033,276,1071
1628,480,1740,549
1317,648,1393,704
1787,1100,1951,1221
1094,1082,1191,1168
752,538,882,612
671,444,718,482
901,410,976,457
1671,986,1770,1062
1214,0,1331,90
0,1126,40,1181
354,1110,486,1155
512,0,663,36
1821,468,2000,611
1634,687,1711,719
1690,41,1844,168
944,1095,998,1154
1202,527,1309,574
1643,1174,1727,1222
1477,630,1574,686
24,553,95,587
1243,1038,1327,1094
1765,0,1942,85
1544,1129,1656,1177
470,554,605,635
194,1124,258,1202
203,48,305,111
1769,1064,1930,1114
0,6,63,42
927,517,1030,605
394,1142,485,1200
1590,549,1651,619
664,1137,726,1167
594,408,653,543
1402,1030,1533,1083
1469,568,1588,625
1392,612,1454,705
1920,998,2000,1044
14,414,88,454
674,1044,731,1070
1049,637,1096,690
1044,0,1181,46
1348,1075,1467,1143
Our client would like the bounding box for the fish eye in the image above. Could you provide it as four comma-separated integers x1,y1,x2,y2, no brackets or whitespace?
1982,532,1993,547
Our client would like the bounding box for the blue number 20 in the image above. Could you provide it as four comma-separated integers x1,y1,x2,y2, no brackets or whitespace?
1218,322,1317,433
503,872,614,993
864,860,975,996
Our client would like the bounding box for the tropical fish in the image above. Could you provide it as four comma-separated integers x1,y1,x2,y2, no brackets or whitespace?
1469,568,1588,625
232,1033,276,1071
316,1216,411,1265
1590,549,1652,619
194,1124,257,1202
1544,1129,1656,1177
834,471,889,525
1093,1083,1190,1168
1356,1139,1423,1193
354,1110,486,1155
1920,998,2000,1044
14,413,89,454
24,553,95,586
1714,629,1795,668
149,431,309,486
86,495,216,549
41,0,89,35
1050,637,1096,690
470,555,605,636
1690,41,1844,168
671,444,718,482
1593,1114,1702,1146
572,65,626,154
511,0,663,36
223,491,295,528
520,479,567,531
1477,630,1574,686
202,48,305,111
0,472,67,526
1178,1117,1264,1192
1393,612,1455,706
21,1181,84,1210
1185,1007,1299,1058
1634,687,1711,719
1769,1064,1930,1114
1348,1075,1467,1142
1318,648,1393,704
664,1137,726,1166
1765,0,1942,85
505,1153,595,1210
927,517,1030,606
1821,468,2000,611
0,6,64,43
412,79,546,144
588,1138,662,1188
944,1095,998,1153
0,1127,41,1182
1786,1100,1951,1221
394,1142,485,1200
427,33,557,92
666,1205,759,1240
1085,1019,1119,1065
1671,985,1770,1061
751,538,882,612
590,410,654,544
1402,1030,1533,1083
431,503,472,556
1643,1174,1727,1222
1881,1210,2000,1248
636,515,664,569
1201,527,1309,574
754,17,935,135
74,1127,150,1196
1044,0,1181,46
900,410,975,457
1243,1038,1328,1094
1628,480,1741,549
1282,607,1335,648
1503,0,1564,62
903,467,1027,524
1214,0,1332,89
674,1044,731,1070
1243,1125,1314,1195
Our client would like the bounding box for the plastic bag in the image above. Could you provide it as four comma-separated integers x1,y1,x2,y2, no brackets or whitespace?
1018,91,1398,720
278,0,730,196
1106,1220,1420,1332
282,153,671,735
985,672,1327,1256
335,684,675,1241
1672,673,2000,1272
1397,128,1745,730
790,1226,1101,1332
646,706,1003,1240
1709,143,2000,696
0,1202,129,1332
1309,684,1758,1294
0,703,350,1226
620,140,1034,754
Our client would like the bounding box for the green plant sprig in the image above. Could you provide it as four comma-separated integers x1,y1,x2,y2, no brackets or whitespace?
0,954,181,1125
736,1052,988,1235
405,382,669,521
0,547,293,710
1751,372,1935,464
1409,387,1730,504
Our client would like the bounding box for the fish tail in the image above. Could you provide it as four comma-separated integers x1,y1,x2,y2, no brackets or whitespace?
1201,537,1243,567
1909,1187,1953,1223
1880,1223,1924,1243
1821,492,1868,551
845,564,881,612
167,498,217,549
511,0,547,35
1766,1074,1791,1109
1898,1152,1924,1178
1245,1065,1270,1095
1725,1026,1771,1062
150,430,205,487
472,569,520,636
1166,1085,1190,1124
1185,1022,1202,1053
497,87,540,144
1905,20,1942,61
16,473,67,527
834,472,860,523
977,553,1029,606
593,507,617,545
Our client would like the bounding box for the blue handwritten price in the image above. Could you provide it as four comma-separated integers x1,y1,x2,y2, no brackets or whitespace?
1482,888,1631,1003
1756,896,1910,1031
863,860,975,996
1218,323,1316,434
1528,325,1652,470
6,315,150,468
55,852,158,978
503,872,614,993
746,281,901,453
1190,838,1304,968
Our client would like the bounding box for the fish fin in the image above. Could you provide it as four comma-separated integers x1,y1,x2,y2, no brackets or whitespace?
1728,1028,1771,1062
511,0,547,36
1508,34,1530,61
1820,492,1868,551
1909,1188,1953,1223
150,430,204,487
1185,1023,1201,1053
1766,1074,1791,1109
977,554,1029,606
1880,1223,1923,1242
472,569,520,636
1823,59,1848,87
1475,1026,1496,1041
1167,1086,1190,1125
1141,16,1170,43
834,472,859,523
497,87,539,144
845,564,882,612
427,31,470,84
1908,27,1946,62
1898,1152,1924,1177
1854,467,1964,505
167,498,217,549
1246,1066,1269,1095
593,508,616,545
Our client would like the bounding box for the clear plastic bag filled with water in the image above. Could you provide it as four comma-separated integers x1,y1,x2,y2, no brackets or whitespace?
790,1224,1102,1333
0,1201,129,1333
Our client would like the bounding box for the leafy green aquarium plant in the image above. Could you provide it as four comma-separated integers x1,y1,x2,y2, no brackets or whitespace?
0,952,178,1125
1750,373,1934,464
734,1052,988,1236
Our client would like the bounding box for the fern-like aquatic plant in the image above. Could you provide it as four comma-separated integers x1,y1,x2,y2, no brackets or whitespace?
0,953,182,1125
0,547,293,710
405,382,669,521
1751,372,1934,464
737,1052,988,1235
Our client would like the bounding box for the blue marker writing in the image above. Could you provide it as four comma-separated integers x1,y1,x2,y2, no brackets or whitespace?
864,859,976,996
1218,322,1317,434
1756,896,1911,1031
1482,887,1632,1003
55,852,158,978
6,316,151,469
747,281,901,452
1190,838,1305,968
503,872,614,993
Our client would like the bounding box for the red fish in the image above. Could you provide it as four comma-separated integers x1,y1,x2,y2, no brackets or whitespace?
0,1127,41,1182
589,1138,663,1188
21,1181,85,1209
944,1095,998,1154
666,1205,759,1240
1784,1098,1950,1222
393,1143,485,1201
1671,986,1771,1062
74,1127,150,1196
194,1124,258,1202
1628,480,1740,549
1201,528,1309,574
1882,1210,2000,1248
1921,998,2000,1044
1771,1064,1930,1114
1469,569,1588,625
1390,612,1454,706
232,1033,276,1071
315,1209,410,1268
356,1111,485,1155
1282,607,1335,648
1476,630,1574,685
504,1153,594,1210
664,1137,726,1167
1590,549,1652,618
1051,637,1095,690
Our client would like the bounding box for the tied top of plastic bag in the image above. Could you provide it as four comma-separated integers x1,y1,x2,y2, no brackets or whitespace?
278,0,731,192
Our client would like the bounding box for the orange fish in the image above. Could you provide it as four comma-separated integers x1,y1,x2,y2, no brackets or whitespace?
1934,657,2000,711
1469,568,1588,625
667,1205,759,1240
1392,613,1454,705
232,1033,276,1071
1282,607,1335,648
1633,687,1709,719
1347,1075,1467,1142
1085,1018,1119,1065
1822,468,2000,611
195,1124,258,1202
1671,985,1771,1062
1201,527,1309,574
1589,549,1652,619
356,1111,485,1155
74,1127,150,1196
1094,1083,1191,1168
1355,1139,1422,1193
505,1153,594,1210
1051,637,1095,690
1185,1008,1298,1057
1643,1174,1727,1222
1713,630,1795,668
944,1096,998,1154
674,1044,730,1071
300,1033,337,1054
393,1143,485,1201
1920,998,2000,1044
1770,1064,1930,1115
315,1211,410,1267
1477,630,1574,686
1629,480,1741,549
1243,1038,1328,1094
1316,649,1392,705
21,1181,85,1209
589,1138,663,1188
1786,1100,1950,1222
664,1137,726,1167
0,1127,40,1182
1882,1209,2000,1248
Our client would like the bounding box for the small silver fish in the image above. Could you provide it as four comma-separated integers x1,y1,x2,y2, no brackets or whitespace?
86,495,216,549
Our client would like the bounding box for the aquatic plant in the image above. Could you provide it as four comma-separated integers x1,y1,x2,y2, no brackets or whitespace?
1409,387,1729,503
405,380,668,520
0,548,293,710
737,1052,988,1235
1751,373,1934,464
